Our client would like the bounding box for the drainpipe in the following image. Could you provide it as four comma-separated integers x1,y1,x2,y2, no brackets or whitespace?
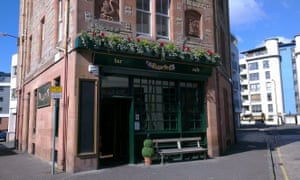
62,0,70,171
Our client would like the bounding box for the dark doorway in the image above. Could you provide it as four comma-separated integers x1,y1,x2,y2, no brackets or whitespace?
99,97,131,167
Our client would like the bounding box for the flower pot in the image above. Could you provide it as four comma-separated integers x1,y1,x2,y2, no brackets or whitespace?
144,157,152,166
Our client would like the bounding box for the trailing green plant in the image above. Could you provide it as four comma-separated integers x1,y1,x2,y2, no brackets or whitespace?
77,30,221,65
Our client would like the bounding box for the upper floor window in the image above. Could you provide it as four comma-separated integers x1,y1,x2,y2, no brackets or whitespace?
263,60,269,69
250,83,260,92
265,71,270,79
57,0,63,42
136,0,170,39
249,62,258,71
252,104,262,113
249,73,259,81
137,0,151,36
156,0,170,38
266,82,272,91
267,93,272,101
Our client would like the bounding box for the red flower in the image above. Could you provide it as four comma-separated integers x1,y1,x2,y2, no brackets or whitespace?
207,50,213,55
127,37,131,42
182,45,186,50
186,47,190,52
136,38,140,43
92,31,96,37
160,42,164,47
100,32,105,37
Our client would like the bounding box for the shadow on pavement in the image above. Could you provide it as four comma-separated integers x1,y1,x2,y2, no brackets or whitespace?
0,143,17,156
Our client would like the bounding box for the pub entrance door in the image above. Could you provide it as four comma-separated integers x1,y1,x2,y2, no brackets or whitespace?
99,97,131,167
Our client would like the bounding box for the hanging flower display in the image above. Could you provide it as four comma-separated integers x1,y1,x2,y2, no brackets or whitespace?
77,30,221,65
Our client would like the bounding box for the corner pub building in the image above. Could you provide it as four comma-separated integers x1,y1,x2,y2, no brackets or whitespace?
16,0,234,172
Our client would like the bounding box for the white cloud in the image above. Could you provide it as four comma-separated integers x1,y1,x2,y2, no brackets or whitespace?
229,0,267,26
256,36,293,47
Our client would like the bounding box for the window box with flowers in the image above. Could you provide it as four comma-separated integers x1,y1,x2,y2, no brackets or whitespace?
76,31,221,66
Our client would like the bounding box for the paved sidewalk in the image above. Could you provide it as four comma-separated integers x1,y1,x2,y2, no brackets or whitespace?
0,129,274,180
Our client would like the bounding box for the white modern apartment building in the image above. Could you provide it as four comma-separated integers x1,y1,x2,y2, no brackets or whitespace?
239,35,300,125
7,53,17,143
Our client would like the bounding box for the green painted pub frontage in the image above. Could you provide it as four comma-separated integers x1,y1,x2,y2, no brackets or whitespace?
75,34,220,165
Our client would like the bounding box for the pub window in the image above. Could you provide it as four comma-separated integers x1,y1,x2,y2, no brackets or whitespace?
78,80,96,154
181,82,205,131
134,78,177,131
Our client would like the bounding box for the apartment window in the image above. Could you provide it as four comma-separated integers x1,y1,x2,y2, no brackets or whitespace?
251,94,261,102
263,60,269,69
268,104,273,112
249,62,258,70
252,105,262,113
242,95,248,101
0,107,2,112
266,82,272,91
250,83,260,92
249,73,259,81
0,97,3,102
12,66,17,76
136,0,151,35
240,64,246,71
267,93,272,101
265,71,270,79
10,89,16,100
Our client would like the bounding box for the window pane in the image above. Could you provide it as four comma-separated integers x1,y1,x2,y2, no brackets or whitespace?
156,15,169,36
249,62,258,70
136,0,151,35
156,0,168,14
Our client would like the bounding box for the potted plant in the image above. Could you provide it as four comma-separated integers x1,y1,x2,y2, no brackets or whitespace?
141,138,155,166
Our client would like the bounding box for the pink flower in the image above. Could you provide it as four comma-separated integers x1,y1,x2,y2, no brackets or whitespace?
100,32,105,37
207,50,213,55
160,42,164,47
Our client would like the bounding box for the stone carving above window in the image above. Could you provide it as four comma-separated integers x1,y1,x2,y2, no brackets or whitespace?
185,10,201,38
96,0,119,21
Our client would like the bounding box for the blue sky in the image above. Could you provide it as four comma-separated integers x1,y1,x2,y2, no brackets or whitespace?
0,1,299,73
0,1,19,73
229,0,300,52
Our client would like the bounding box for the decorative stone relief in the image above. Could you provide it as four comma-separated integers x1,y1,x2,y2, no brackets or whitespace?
97,0,120,21
185,10,201,37
124,5,132,16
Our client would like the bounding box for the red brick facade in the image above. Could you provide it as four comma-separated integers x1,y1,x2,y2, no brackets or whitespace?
17,0,234,173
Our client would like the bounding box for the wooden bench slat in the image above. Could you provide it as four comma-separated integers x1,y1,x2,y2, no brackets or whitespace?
152,137,207,164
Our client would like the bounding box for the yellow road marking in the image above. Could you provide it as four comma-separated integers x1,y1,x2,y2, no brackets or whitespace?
277,147,290,180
